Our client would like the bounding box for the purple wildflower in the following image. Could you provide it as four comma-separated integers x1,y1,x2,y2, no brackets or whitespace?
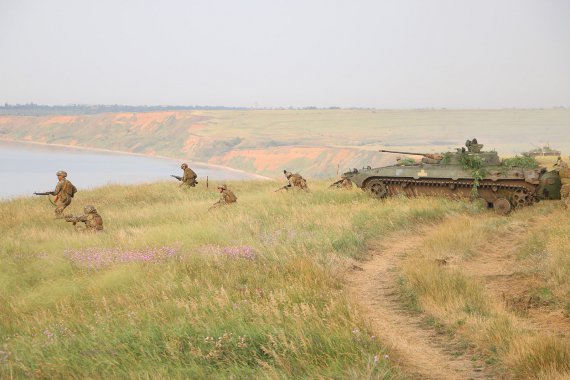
65,246,179,269
198,245,257,260
43,329,55,340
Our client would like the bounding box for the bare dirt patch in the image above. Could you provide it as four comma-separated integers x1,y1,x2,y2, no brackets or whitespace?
462,218,570,337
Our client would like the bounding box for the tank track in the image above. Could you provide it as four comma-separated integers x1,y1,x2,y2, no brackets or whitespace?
376,178,534,192
364,177,538,211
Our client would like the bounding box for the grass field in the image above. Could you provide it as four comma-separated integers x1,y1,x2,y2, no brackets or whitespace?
1,180,568,379
0,180,473,379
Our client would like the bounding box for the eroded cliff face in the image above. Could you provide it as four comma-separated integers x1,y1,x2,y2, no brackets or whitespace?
0,111,389,178
8,108,564,178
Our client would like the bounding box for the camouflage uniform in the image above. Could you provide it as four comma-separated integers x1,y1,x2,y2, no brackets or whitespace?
330,176,353,189
211,184,237,208
53,171,77,218
65,205,103,232
557,157,570,209
340,177,353,189
180,164,198,187
561,185,570,210
554,156,568,170
284,170,309,191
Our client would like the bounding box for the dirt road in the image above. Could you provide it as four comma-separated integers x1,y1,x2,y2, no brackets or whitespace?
348,228,495,380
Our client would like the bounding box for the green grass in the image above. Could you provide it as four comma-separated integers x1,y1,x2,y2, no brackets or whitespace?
0,180,480,379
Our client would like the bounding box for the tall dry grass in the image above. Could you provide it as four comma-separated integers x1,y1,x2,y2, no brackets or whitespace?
0,180,480,379
398,201,570,379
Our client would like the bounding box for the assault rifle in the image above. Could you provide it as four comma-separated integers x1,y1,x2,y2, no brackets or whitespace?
64,214,78,226
34,191,56,206
34,191,54,196
328,179,344,189
274,184,292,192
171,175,199,186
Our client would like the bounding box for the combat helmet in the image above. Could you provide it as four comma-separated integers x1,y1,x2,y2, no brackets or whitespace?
181,163,188,169
56,170,68,177
283,170,292,178
217,184,227,190
84,205,97,214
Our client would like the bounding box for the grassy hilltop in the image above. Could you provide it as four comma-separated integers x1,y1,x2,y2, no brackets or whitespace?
1,109,569,178
1,180,569,379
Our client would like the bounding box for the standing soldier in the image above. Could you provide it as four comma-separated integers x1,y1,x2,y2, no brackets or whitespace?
65,205,104,232
556,156,570,209
180,163,198,187
283,170,309,191
53,170,77,218
210,184,237,209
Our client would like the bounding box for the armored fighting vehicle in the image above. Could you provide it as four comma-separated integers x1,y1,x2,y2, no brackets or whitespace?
343,139,562,215
522,144,561,157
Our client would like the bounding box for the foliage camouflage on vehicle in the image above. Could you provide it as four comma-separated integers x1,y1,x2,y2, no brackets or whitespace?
344,139,562,215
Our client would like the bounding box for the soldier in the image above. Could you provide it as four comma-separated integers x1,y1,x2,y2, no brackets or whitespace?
554,156,568,169
557,156,570,209
180,163,198,187
53,170,77,218
339,175,353,189
465,138,483,153
283,170,309,191
64,205,104,232
210,184,237,209
329,175,353,190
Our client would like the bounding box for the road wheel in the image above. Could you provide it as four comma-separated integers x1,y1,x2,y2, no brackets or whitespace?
365,179,389,199
493,197,512,215
473,197,490,209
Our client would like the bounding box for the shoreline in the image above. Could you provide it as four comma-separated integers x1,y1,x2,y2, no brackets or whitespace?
0,137,272,180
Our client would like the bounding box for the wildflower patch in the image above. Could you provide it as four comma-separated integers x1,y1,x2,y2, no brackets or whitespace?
198,245,257,260
65,246,179,269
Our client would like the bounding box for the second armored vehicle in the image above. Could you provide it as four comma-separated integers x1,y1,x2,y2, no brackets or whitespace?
522,144,561,157
343,139,562,215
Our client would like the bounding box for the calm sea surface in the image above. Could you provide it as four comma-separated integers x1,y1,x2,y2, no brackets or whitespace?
0,141,261,199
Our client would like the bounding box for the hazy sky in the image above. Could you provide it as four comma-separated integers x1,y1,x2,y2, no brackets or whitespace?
1,0,569,108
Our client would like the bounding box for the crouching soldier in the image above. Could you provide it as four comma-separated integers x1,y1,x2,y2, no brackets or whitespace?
283,170,309,191
329,175,353,190
209,184,237,210
65,205,103,232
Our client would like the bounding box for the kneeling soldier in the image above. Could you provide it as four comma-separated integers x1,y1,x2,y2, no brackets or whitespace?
65,205,103,232
210,184,237,210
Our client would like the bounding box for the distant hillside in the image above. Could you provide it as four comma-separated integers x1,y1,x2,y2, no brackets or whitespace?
0,109,569,178
0,104,245,116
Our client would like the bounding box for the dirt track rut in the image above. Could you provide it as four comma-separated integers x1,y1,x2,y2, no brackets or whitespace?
348,228,495,380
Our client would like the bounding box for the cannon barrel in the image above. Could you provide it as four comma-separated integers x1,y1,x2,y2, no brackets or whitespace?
380,149,444,161
380,149,430,157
